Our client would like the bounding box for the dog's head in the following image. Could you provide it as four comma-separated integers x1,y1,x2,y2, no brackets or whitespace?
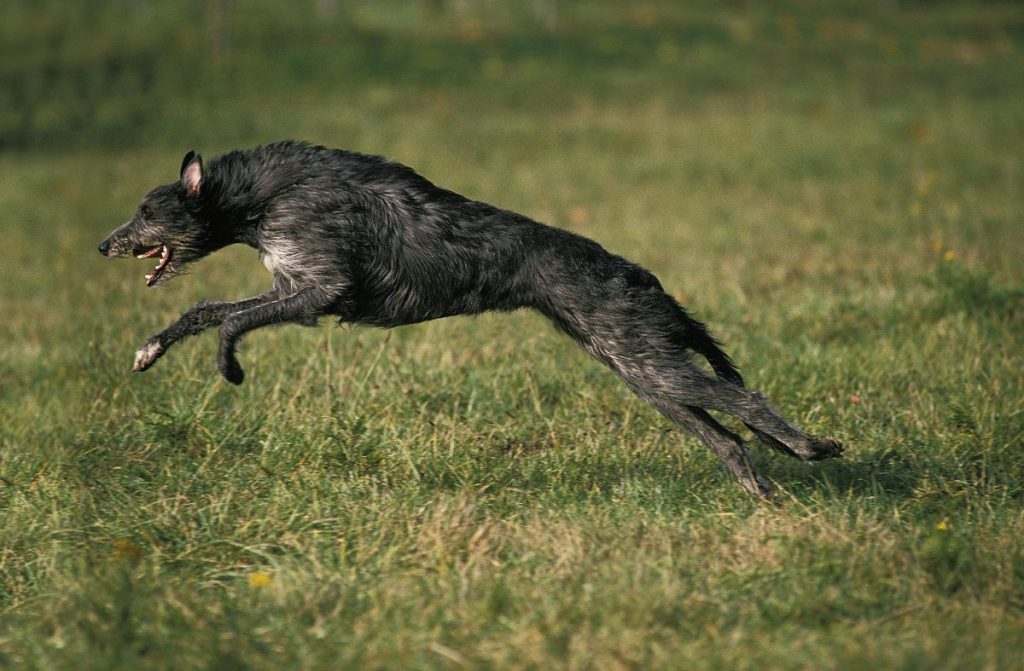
98,151,223,287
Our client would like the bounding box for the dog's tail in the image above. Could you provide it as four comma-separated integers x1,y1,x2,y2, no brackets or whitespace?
668,300,744,387
669,301,800,456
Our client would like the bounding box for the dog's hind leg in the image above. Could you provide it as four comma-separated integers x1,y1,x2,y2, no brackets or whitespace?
623,360,841,478
536,284,840,492
694,380,844,462
640,366,844,463
651,400,775,498
619,357,842,463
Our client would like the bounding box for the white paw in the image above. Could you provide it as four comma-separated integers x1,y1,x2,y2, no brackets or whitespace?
133,341,164,372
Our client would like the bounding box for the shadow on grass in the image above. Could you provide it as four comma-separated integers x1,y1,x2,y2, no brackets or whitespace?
761,454,922,501
400,426,926,510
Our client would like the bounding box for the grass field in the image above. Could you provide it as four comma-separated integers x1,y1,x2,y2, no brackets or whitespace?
1,1,1023,668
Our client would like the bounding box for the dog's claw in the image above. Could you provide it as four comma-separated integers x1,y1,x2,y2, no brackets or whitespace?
133,340,164,372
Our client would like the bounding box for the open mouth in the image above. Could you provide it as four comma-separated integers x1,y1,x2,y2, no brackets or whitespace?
135,244,173,286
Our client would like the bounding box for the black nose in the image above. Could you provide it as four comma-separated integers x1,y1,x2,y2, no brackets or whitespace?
98,240,110,256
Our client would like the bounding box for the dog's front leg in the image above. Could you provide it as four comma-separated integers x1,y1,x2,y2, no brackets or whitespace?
217,287,335,384
133,290,280,373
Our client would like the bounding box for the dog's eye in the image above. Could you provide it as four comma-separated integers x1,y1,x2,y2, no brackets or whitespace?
140,204,151,218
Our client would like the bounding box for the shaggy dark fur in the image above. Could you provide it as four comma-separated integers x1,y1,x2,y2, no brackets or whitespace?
98,141,842,497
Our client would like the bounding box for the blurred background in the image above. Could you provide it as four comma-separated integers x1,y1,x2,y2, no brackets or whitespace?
5,0,1021,288
6,0,1021,154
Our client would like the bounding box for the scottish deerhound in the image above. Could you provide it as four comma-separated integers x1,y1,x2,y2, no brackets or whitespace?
98,141,842,496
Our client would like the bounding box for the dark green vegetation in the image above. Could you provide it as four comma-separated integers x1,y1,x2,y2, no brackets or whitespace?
1,1,1022,668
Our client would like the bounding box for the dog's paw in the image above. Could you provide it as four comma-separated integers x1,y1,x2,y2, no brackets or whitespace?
806,437,844,461
132,340,165,372
218,355,245,385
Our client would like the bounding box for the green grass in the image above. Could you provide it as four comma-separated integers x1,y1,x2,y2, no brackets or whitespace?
2,1,1023,668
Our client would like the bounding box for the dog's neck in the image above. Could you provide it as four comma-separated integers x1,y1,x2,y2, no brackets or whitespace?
201,147,315,250
199,173,270,250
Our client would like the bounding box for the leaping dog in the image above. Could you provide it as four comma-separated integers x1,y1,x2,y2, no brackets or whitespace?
99,141,842,497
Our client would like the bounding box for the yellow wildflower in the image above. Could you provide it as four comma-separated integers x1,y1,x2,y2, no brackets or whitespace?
248,571,273,588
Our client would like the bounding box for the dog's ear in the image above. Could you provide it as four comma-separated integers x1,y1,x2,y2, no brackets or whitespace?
180,151,203,197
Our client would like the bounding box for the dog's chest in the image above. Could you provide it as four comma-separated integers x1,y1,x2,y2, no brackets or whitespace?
258,242,299,279
260,247,283,274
